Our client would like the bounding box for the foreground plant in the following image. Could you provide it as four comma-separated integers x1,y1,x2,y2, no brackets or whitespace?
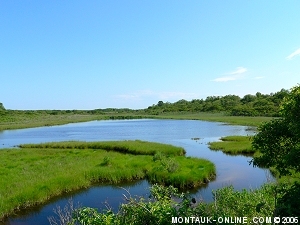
51,183,277,225
252,85,300,217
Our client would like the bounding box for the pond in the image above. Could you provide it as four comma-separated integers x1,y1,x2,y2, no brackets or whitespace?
0,119,272,225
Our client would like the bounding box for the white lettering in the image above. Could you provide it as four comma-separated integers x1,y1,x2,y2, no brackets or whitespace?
173,216,250,224
171,217,177,224
266,217,272,223
190,217,195,223
207,217,212,223
253,217,267,224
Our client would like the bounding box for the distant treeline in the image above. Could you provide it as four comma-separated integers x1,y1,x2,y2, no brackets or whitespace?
145,89,289,117
0,107,136,115
0,88,290,117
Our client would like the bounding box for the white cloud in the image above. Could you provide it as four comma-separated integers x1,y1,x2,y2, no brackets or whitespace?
254,76,265,79
212,67,247,82
286,48,300,60
229,67,247,75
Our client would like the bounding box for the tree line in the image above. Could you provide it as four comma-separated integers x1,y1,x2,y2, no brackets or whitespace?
146,88,290,116
0,88,291,117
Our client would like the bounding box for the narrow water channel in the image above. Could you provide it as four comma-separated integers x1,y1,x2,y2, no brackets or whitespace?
0,119,273,225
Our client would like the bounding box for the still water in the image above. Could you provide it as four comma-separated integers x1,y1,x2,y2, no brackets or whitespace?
0,119,272,225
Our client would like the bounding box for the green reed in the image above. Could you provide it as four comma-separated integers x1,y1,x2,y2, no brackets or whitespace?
208,135,254,155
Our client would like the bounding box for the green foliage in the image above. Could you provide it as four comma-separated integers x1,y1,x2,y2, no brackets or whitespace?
145,88,289,117
274,182,300,217
59,184,276,225
252,85,300,175
68,184,190,225
252,84,300,217
252,118,298,175
71,208,118,225
196,184,276,222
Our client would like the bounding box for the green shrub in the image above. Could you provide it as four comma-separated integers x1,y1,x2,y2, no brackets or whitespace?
56,183,277,225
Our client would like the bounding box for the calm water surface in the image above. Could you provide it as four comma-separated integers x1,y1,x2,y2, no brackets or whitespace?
0,119,272,225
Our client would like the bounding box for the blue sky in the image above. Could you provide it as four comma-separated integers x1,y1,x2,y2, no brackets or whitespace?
1,1,300,110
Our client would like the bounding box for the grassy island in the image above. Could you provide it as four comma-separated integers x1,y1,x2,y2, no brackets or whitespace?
208,135,255,155
0,140,215,219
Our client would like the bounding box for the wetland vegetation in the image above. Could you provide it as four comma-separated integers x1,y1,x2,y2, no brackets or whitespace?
48,85,300,224
57,183,277,225
0,85,299,223
208,135,254,155
0,140,215,220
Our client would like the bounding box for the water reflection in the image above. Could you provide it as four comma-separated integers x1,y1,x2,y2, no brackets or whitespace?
4,180,150,225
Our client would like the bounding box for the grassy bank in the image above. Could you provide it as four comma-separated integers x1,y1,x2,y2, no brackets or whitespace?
0,141,215,220
208,136,255,155
153,112,273,127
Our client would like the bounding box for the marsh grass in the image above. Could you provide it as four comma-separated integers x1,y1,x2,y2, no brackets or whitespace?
0,112,102,130
0,111,148,131
208,135,254,155
19,140,186,156
147,156,215,188
153,112,273,127
0,141,214,219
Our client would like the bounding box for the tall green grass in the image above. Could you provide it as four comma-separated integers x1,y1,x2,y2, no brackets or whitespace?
208,135,254,155
0,111,148,131
147,156,215,188
0,141,215,219
19,140,186,156
153,112,273,127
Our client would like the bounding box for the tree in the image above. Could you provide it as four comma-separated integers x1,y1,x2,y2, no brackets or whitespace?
220,95,241,111
251,84,300,216
252,85,300,174
241,94,256,104
0,103,5,110
271,88,289,106
157,100,164,107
